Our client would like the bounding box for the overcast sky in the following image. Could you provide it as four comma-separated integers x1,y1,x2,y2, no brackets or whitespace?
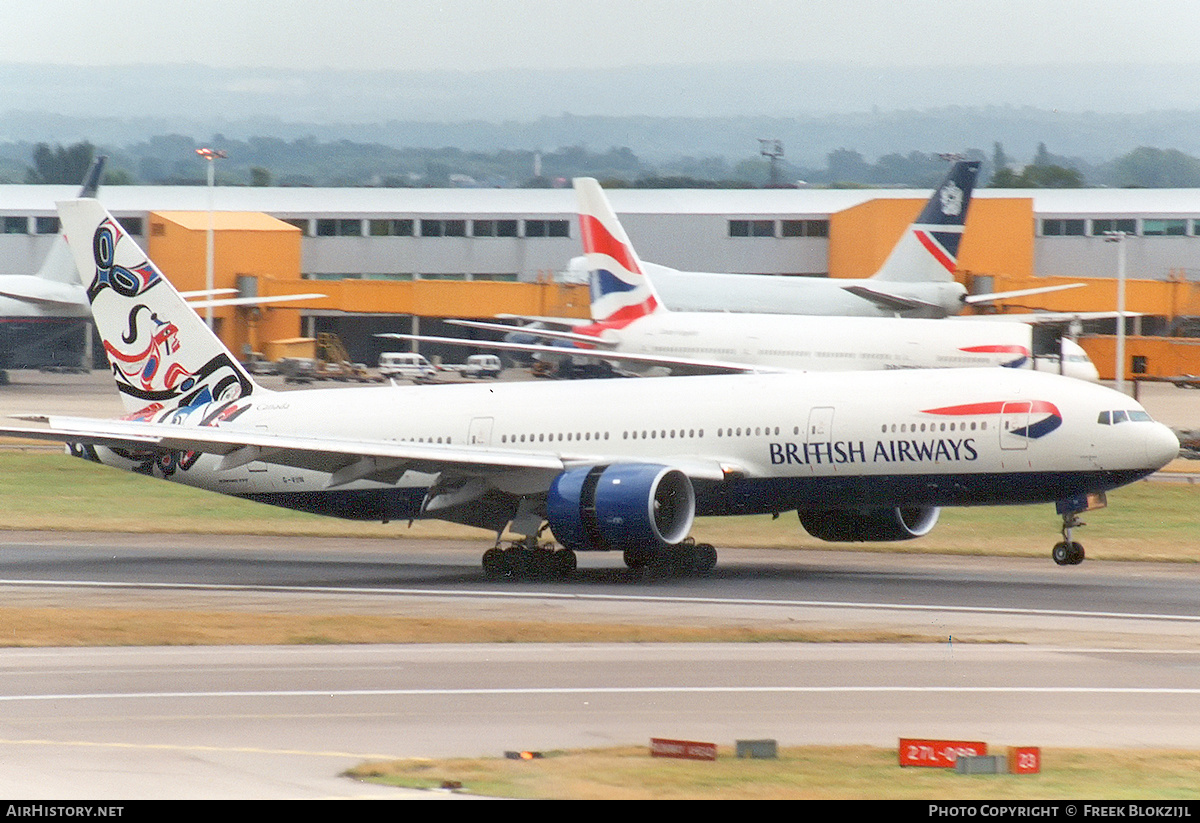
4,0,1200,72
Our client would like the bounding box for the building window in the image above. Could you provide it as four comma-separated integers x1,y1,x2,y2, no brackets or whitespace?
316,219,362,237
1143,219,1187,236
281,218,310,236
1091,218,1137,236
3,216,27,234
473,219,519,237
417,272,466,280
471,273,519,282
363,272,415,280
781,219,829,238
369,219,414,237
35,217,60,234
729,219,776,238
525,219,570,238
116,217,143,236
420,219,467,237
1041,219,1085,236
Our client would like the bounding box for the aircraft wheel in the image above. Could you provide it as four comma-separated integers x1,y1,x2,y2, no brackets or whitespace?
1052,541,1085,566
695,543,718,574
482,547,508,580
623,548,649,569
554,549,577,578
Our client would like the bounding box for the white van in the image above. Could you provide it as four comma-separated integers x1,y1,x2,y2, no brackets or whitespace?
378,352,437,381
462,354,503,379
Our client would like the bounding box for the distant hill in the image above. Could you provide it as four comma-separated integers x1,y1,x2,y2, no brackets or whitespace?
4,61,1200,169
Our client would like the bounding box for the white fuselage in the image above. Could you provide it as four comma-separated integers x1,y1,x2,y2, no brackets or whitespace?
584,309,1096,380
86,368,1175,525
646,264,969,318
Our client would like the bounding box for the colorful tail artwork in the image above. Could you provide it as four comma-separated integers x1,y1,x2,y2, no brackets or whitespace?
873,160,981,284
574,177,663,325
57,199,258,416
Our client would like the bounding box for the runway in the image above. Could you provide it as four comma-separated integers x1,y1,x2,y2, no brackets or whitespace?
2,535,1200,797
3,642,1200,799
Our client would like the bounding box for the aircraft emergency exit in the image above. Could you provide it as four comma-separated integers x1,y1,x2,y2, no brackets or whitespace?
0,199,1177,579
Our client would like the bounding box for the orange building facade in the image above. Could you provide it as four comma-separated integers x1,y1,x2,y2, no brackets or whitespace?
149,200,1200,380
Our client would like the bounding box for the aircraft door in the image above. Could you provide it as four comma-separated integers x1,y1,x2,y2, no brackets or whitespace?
806,406,834,441
741,336,761,364
1000,402,1031,450
468,417,494,446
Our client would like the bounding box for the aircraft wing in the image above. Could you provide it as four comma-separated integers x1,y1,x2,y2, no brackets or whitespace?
0,275,88,307
493,313,592,328
840,285,946,314
445,319,617,348
954,311,1143,326
0,416,732,483
377,333,787,376
182,293,327,309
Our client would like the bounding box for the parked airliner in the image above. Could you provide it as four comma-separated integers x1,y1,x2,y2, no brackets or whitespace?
415,177,1098,381
598,159,1081,318
0,199,1176,578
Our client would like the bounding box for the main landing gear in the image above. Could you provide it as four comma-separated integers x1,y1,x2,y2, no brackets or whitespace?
482,537,577,581
480,536,719,581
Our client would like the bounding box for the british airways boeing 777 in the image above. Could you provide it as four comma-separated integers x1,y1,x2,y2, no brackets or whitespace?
0,199,1176,578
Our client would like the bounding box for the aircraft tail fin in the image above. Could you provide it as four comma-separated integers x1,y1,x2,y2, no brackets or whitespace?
57,198,260,415
872,159,981,283
78,155,106,199
574,177,662,324
32,156,109,286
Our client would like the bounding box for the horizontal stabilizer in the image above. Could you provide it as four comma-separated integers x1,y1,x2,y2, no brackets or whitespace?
841,285,945,314
964,282,1087,305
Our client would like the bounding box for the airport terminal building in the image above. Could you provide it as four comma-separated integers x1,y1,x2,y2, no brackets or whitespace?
4,184,1200,377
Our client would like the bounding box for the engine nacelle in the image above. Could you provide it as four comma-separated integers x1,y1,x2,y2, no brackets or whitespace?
798,506,940,542
546,463,695,552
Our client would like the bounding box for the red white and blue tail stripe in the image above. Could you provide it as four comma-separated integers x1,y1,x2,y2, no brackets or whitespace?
574,178,661,325
874,160,980,284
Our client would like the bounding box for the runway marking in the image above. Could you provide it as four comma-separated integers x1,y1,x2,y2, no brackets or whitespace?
5,685,1200,702
1,578,1198,624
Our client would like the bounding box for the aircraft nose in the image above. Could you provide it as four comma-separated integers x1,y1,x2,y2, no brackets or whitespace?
1144,422,1180,469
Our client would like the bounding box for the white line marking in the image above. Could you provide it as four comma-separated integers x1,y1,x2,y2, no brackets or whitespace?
0,578,1197,623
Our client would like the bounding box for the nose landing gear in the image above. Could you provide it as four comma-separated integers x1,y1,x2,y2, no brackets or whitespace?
1052,511,1085,566
1052,493,1106,566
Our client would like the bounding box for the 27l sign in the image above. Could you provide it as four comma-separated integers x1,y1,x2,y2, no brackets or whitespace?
898,738,987,768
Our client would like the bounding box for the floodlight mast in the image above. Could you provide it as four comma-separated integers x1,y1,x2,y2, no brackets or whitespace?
195,147,228,330
1104,230,1129,395
759,139,784,187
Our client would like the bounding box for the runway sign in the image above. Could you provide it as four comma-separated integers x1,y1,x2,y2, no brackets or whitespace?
650,738,718,761
898,738,987,768
1008,746,1042,774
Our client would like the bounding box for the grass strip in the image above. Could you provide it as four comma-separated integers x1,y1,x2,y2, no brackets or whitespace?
348,745,1200,800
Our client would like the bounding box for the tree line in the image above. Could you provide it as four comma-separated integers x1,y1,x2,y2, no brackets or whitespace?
14,138,1200,190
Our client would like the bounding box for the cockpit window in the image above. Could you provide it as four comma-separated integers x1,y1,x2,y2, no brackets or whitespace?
1098,409,1153,425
